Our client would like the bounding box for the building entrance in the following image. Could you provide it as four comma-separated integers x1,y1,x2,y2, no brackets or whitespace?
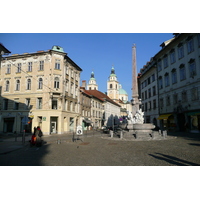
50,117,58,134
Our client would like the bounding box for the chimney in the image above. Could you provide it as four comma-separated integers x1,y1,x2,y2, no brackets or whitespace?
82,80,87,89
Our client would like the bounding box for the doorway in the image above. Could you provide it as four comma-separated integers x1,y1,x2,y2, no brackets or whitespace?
50,117,58,134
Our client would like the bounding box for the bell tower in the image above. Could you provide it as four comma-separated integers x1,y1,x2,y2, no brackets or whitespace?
107,66,119,102
87,71,98,90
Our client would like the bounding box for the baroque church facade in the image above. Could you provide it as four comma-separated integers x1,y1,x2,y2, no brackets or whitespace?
87,67,132,117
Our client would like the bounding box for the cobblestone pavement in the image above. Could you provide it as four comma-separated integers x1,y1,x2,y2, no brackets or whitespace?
0,131,200,166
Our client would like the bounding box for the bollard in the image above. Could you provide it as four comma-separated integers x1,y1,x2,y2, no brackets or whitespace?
163,130,167,138
120,131,123,139
110,130,113,138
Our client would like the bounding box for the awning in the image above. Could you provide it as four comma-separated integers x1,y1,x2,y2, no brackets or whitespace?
186,111,200,116
158,114,172,120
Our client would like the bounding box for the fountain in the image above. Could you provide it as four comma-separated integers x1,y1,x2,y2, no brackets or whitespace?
119,44,157,140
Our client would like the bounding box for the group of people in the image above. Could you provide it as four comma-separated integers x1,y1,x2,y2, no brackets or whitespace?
30,126,43,146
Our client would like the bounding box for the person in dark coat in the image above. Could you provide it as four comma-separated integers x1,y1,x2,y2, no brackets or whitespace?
35,126,42,146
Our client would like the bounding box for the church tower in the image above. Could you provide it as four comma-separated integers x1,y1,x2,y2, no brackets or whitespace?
107,66,119,102
87,71,98,90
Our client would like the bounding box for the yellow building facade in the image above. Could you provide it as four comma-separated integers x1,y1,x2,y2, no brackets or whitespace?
0,46,82,135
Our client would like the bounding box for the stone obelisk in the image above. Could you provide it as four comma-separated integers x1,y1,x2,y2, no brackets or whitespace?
131,44,141,116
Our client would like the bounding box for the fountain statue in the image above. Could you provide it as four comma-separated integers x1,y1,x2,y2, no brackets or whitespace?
119,44,156,139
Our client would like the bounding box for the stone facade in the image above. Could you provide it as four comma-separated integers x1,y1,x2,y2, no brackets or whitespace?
0,46,82,135
139,33,200,133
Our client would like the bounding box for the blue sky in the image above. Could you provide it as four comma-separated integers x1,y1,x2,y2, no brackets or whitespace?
1,33,173,99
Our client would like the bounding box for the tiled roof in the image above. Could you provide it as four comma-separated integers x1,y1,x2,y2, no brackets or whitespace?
86,90,121,107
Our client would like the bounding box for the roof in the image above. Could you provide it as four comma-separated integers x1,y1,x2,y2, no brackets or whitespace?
119,88,128,95
0,43,11,55
86,90,121,107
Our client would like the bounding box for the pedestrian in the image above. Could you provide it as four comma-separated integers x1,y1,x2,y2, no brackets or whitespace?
35,126,43,146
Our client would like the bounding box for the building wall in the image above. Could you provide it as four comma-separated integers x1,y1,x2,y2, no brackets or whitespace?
90,98,104,128
138,33,200,132
0,49,82,135
138,61,159,126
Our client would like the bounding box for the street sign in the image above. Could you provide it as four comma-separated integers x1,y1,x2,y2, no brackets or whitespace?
22,116,29,125
76,125,83,135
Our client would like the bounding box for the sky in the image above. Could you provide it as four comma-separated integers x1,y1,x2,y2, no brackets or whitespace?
0,33,173,99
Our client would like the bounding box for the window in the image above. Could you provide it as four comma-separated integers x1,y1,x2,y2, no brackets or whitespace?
16,80,20,91
187,37,194,53
160,98,164,109
166,96,171,106
188,59,196,77
39,61,44,71
152,74,155,82
178,43,184,59
171,69,177,84
191,87,199,101
144,102,147,112
173,93,178,104
71,83,73,94
28,62,32,72
148,101,151,110
25,98,30,109
55,59,60,70
179,64,186,81
145,90,147,99
148,88,151,98
182,91,187,102
6,64,11,74
153,99,156,109
158,76,163,89
110,84,112,89
152,86,156,96
3,99,8,110
37,98,42,109
163,55,168,68
17,63,21,73
148,77,151,85
70,101,73,111
165,73,170,87
38,78,43,89
54,77,59,89
27,79,31,90
14,98,19,110
52,98,57,109
157,60,162,71
170,50,176,64
5,80,9,92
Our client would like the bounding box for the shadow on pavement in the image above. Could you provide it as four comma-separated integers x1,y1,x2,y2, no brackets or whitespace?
149,152,199,166
167,131,200,142
188,143,200,146
0,140,50,166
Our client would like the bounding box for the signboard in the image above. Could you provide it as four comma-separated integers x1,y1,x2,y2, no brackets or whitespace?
76,125,83,135
22,116,29,125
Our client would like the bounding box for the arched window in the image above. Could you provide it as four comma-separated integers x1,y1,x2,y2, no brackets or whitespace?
16,80,20,91
54,77,59,89
27,79,31,90
5,80,9,91
38,78,43,89
110,84,112,89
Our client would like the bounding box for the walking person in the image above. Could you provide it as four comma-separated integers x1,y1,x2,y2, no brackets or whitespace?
35,126,43,146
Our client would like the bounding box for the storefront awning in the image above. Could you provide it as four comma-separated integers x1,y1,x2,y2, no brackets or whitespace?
186,111,200,116
158,114,172,120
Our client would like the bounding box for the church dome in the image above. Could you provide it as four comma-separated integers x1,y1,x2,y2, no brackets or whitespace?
119,88,128,95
